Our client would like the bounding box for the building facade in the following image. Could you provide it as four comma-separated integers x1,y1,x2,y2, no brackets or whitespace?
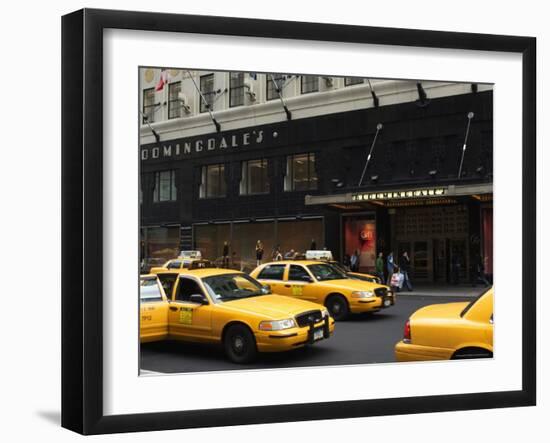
140,68,493,283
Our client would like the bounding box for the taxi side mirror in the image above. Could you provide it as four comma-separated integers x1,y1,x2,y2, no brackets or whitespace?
189,294,208,305
261,284,271,294
301,275,313,283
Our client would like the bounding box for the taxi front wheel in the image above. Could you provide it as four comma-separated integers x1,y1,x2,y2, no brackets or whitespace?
326,294,350,321
224,324,258,364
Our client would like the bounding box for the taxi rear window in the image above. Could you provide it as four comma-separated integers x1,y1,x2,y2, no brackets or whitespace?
257,264,285,280
140,279,164,302
167,261,182,269
460,287,490,317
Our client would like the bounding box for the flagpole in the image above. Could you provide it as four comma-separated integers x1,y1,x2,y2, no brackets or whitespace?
139,110,160,143
187,70,221,133
270,74,292,121
458,112,474,179
358,123,383,187
367,79,379,108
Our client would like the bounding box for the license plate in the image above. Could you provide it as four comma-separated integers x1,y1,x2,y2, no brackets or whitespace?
313,329,324,341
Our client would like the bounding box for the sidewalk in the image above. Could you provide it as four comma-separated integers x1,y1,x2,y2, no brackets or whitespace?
392,284,490,298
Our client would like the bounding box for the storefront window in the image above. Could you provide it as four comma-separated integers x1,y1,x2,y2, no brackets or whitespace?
193,219,323,272
240,159,269,195
343,216,376,273
194,223,231,266
200,164,226,199
232,222,276,272
285,153,318,191
277,219,323,258
153,170,177,202
142,226,180,271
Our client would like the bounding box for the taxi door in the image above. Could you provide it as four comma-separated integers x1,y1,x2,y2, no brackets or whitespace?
255,263,287,295
280,264,317,302
167,276,213,342
139,277,169,342
157,273,178,300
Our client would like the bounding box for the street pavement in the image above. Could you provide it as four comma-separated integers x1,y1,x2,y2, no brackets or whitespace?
140,288,489,374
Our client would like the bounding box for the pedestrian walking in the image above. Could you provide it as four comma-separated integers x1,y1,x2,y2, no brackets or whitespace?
399,251,413,291
284,248,296,259
390,265,404,293
350,249,360,272
375,252,385,282
386,252,395,285
472,253,490,287
342,253,351,270
222,240,230,268
255,240,264,267
272,245,283,261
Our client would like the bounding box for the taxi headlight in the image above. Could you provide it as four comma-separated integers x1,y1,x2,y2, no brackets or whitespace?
351,291,374,298
259,318,296,331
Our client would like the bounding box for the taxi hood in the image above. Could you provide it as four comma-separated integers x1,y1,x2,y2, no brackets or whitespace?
222,294,325,320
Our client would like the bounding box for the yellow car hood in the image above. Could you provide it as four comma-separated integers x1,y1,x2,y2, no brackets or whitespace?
222,294,324,319
411,302,470,322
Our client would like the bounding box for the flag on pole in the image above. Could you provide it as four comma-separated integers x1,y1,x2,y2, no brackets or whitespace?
155,69,169,92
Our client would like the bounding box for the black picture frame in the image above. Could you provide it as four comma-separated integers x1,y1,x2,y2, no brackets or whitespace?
61,8,536,435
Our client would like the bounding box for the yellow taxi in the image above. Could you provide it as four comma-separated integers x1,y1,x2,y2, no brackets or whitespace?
140,274,170,343
395,287,493,361
250,260,394,321
141,268,335,363
149,257,213,275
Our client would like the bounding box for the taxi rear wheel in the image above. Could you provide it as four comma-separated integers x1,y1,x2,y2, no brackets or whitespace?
325,294,350,321
224,324,258,364
451,347,493,359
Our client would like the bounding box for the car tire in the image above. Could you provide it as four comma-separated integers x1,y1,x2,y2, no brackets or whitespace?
451,347,493,360
223,324,258,364
325,294,350,321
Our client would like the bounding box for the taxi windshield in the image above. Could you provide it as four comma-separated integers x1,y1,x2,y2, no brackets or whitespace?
328,262,347,273
202,273,271,302
140,278,164,302
307,263,348,281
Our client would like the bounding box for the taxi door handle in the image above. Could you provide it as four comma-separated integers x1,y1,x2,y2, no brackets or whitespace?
284,284,291,288
169,306,178,311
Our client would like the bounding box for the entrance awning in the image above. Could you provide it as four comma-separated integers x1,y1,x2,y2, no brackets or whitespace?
305,183,493,207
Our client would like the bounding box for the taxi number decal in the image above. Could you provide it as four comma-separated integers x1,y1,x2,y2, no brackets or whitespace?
179,307,193,324
291,285,303,296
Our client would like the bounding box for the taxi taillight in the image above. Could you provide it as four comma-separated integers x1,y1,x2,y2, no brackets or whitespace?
403,319,411,342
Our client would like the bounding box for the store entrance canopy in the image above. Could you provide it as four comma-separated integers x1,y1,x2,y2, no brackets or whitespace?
305,183,493,208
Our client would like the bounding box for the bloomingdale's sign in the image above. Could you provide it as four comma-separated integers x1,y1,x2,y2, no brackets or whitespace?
141,128,269,161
